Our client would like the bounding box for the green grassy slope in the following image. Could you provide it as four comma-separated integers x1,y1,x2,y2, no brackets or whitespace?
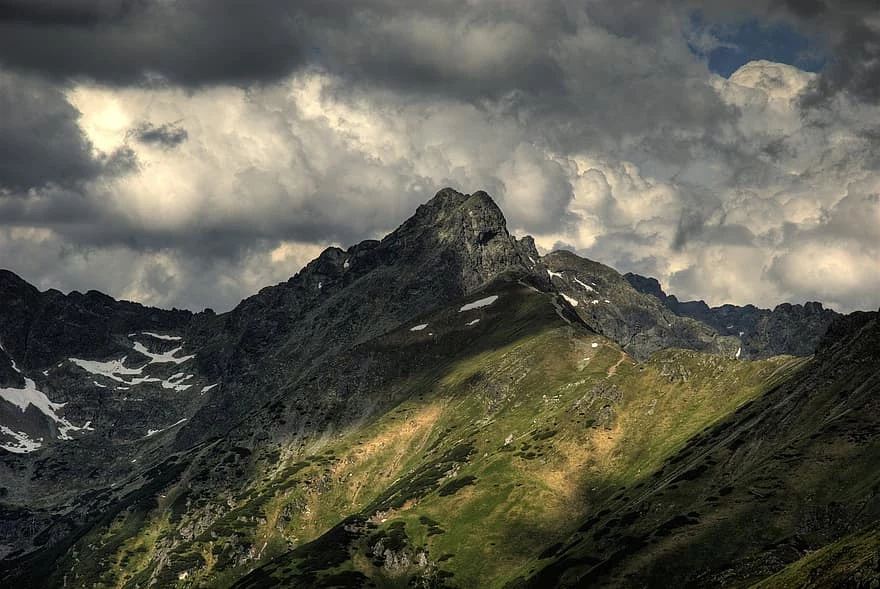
514,311,880,588
48,280,876,589
206,282,802,588
750,528,880,589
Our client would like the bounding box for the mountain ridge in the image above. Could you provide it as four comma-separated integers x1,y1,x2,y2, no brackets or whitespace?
0,188,877,588
625,272,840,359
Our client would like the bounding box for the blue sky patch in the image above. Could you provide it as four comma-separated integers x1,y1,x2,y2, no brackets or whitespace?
689,13,826,77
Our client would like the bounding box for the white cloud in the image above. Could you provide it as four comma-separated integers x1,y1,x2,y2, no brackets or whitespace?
2,7,878,316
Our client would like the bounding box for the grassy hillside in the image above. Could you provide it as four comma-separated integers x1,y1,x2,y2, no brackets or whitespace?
48,278,825,588
515,311,880,588
43,279,880,589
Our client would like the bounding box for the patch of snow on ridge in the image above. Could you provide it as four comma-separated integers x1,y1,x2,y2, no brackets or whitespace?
70,356,144,383
71,352,184,389
573,277,595,291
459,295,499,312
201,383,219,394
547,269,563,280
161,372,194,392
550,298,573,326
0,426,42,453
145,418,188,438
1,341,87,442
466,319,480,326
562,294,579,307
133,342,195,365
141,332,182,341
410,324,429,332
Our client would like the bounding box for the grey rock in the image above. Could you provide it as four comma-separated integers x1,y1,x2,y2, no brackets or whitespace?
625,272,839,358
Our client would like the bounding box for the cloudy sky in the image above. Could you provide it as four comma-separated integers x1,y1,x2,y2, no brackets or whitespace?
1,0,879,313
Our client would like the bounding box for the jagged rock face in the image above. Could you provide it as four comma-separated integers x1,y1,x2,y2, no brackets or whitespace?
0,347,24,389
178,188,538,446
544,252,738,361
0,271,192,373
625,272,839,358
0,272,194,456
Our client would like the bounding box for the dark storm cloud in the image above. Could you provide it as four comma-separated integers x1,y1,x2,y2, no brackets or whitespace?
129,121,188,149
805,16,880,104
0,0,576,101
0,0,143,26
0,70,135,192
0,0,876,109
0,0,307,86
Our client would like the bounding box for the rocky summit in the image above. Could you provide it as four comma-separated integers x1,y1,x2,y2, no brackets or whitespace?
1,188,878,588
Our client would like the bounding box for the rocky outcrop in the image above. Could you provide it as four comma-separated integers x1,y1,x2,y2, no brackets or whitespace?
545,252,738,360
625,273,839,358
178,188,540,446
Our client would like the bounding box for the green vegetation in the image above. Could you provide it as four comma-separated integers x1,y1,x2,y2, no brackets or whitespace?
48,282,877,588
751,529,880,588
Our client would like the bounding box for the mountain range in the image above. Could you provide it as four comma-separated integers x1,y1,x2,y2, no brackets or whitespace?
1,188,877,588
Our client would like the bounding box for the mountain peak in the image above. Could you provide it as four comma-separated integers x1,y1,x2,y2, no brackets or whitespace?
369,187,534,292
403,187,508,238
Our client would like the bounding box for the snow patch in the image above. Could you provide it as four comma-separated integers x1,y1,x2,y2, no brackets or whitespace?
73,342,193,389
573,277,595,292
1,341,88,442
133,342,195,365
410,324,429,332
161,374,194,392
141,332,182,341
0,426,42,453
145,418,187,438
343,259,350,269
591,343,599,348
201,383,219,394
547,269,563,280
736,347,742,359
459,295,499,312
561,294,579,307
466,319,480,326
70,356,144,383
